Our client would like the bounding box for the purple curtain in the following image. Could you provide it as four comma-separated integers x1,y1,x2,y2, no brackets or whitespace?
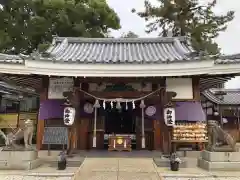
38,100,206,122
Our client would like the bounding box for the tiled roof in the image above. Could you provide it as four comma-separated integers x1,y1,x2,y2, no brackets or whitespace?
0,81,37,96
215,54,240,64
0,53,24,64
34,36,199,64
202,88,240,105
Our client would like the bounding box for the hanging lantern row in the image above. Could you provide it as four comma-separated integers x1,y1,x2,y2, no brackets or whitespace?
93,99,145,110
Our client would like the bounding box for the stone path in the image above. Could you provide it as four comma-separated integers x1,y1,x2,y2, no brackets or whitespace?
0,176,72,180
75,158,240,180
75,158,160,180
0,165,77,180
0,158,240,179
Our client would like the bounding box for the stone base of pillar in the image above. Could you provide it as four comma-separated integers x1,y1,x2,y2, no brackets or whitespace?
141,137,146,149
92,136,97,148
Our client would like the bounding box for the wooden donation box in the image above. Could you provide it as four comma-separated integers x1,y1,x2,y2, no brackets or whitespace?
108,135,132,152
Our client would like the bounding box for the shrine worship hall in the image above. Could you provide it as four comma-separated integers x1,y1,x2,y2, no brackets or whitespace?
0,36,240,154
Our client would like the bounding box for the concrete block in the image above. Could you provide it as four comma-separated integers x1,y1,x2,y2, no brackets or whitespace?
201,150,240,162
185,151,201,158
198,158,240,171
0,158,41,170
38,150,61,158
176,151,184,157
0,150,41,170
29,158,42,170
176,151,201,158
0,150,37,161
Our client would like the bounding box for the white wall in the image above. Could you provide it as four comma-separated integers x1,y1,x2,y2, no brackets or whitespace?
166,78,193,99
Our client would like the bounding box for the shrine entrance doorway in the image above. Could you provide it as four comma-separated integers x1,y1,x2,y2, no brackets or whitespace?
103,102,136,149
105,103,135,134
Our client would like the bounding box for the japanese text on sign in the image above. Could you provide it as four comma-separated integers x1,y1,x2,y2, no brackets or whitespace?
48,77,73,99
42,127,68,145
63,107,75,126
164,108,175,126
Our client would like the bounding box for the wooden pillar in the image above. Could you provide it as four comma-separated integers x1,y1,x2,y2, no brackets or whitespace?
78,83,90,150
73,78,80,150
153,119,161,150
36,76,49,150
159,79,174,154
154,79,166,151
159,88,170,154
192,76,201,101
67,78,81,154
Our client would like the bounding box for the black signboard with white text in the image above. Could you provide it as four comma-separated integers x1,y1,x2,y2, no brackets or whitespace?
42,127,68,145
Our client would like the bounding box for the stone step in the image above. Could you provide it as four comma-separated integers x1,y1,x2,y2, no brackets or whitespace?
48,161,82,167
45,157,85,168
198,157,240,171
176,151,201,158
153,157,187,168
201,150,240,162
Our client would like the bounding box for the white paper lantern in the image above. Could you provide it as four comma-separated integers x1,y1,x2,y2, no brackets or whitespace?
63,107,75,126
164,107,175,126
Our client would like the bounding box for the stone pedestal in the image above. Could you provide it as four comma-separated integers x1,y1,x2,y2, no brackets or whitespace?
198,150,240,171
0,150,41,170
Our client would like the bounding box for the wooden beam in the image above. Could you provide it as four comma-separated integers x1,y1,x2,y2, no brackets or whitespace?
77,77,165,83
0,74,42,90
81,91,161,99
192,76,201,101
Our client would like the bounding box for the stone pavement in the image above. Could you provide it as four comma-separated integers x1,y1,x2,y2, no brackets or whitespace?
0,158,240,179
75,158,240,180
75,157,160,180
0,164,78,180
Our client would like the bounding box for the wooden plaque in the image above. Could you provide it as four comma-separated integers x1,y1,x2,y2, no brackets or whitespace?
108,135,131,152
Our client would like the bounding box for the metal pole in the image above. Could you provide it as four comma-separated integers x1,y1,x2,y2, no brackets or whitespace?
141,107,145,149
93,107,97,148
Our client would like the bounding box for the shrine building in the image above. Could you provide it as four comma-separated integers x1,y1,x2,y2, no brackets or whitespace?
202,88,240,142
0,36,240,153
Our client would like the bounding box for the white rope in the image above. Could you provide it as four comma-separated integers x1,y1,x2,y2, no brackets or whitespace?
79,87,164,102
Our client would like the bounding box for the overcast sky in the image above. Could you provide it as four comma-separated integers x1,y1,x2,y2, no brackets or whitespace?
107,0,240,89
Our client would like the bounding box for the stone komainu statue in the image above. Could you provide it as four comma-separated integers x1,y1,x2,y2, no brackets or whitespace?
0,119,34,149
207,120,237,152
23,119,34,149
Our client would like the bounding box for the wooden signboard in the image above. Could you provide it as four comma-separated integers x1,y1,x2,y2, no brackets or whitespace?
42,127,68,145
108,135,132,152
42,127,68,154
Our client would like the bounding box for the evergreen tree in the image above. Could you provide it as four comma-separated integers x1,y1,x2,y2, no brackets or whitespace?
132,0,234,54
0,0,120,54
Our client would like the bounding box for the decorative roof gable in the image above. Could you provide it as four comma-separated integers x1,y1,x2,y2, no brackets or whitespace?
202,88,240,105
0,53,24,64
215,54,240,64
